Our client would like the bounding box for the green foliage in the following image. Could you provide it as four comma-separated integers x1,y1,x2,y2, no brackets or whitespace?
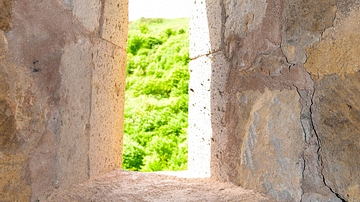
165,28,175,37
139,23,149,34
123,18,189,172
122,135,145,171
178,28,185,34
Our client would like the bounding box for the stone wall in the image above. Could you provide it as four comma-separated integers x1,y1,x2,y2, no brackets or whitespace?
0,0,127,201
1,0,360,201
190,0,360,201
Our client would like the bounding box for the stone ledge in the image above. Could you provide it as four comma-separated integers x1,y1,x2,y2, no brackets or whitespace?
47,169,274,202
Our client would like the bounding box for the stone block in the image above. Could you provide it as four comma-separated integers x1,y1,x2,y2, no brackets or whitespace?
313,74,360,201
90,39,126,177
100,0,128,49
54,38,93,187
71,0,102,32
223,0,267,39
305,6,360,79
230,89,304,201
282,0,336,64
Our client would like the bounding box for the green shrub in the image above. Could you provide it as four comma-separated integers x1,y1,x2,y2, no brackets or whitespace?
122,135,145,171
127,35,144,55
139,23,149,34
165,28,175,37
144,36,163,49
178,28,185,34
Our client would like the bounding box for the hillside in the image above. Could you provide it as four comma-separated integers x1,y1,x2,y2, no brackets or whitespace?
123,18,190,171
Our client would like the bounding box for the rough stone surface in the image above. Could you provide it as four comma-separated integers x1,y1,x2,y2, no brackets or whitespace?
188,0,230,178
226,89,304,201
55,38,93,187
305,5,360,79
188,0,360,201
90,39,126,177
100,0,128,49
0,0,127,201
0,0,13,32
0,153,31,201
209,51,229,181
312,75,360,202
282,0,337,64
1,0,360,201
71,0,102,32
305,4,360,202
47,170,274,202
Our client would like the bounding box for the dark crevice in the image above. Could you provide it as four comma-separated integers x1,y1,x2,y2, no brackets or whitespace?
295,83,347,202
279,43,292,64
98,0,106,37
309,91,346,202
321,176,347,202
220,0,227,49
299,153,306,202
294,84,313,202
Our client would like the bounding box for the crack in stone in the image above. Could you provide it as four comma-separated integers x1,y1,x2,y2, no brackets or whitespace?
190,46,226,61
306,89,346,202
294,85,315,202
295,84,346,202
299,153,306,202
314,120,347,202
98,0,105,37
220,0,227,50
294,4,347,201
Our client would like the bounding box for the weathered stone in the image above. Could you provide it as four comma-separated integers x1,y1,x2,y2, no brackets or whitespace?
189,0,231,178
1,0,360,201
0,0,128,200
54,38,93,188
89,39,126,177
305,6,360,79
304,5,360,201
0,99,17,152
312,74,360,202
227,89,304,201
224,0,283,73
209,51,229,180
224,0,267,39
1,27,33,202
0,154,31,201
0,42,17,153
282,0,337,64
71,0,102,32
100,0,128,49
0,0,13,32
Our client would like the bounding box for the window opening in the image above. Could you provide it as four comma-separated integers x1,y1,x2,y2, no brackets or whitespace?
123,0,190,172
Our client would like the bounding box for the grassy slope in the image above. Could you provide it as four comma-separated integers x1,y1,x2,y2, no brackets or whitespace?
128,18,189,35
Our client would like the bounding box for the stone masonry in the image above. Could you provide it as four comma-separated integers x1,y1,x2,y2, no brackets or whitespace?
0,0,127,201
1,0,360,201
189,0,360,201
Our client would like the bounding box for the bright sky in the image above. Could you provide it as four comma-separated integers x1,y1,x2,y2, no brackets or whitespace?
128,0,191,21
